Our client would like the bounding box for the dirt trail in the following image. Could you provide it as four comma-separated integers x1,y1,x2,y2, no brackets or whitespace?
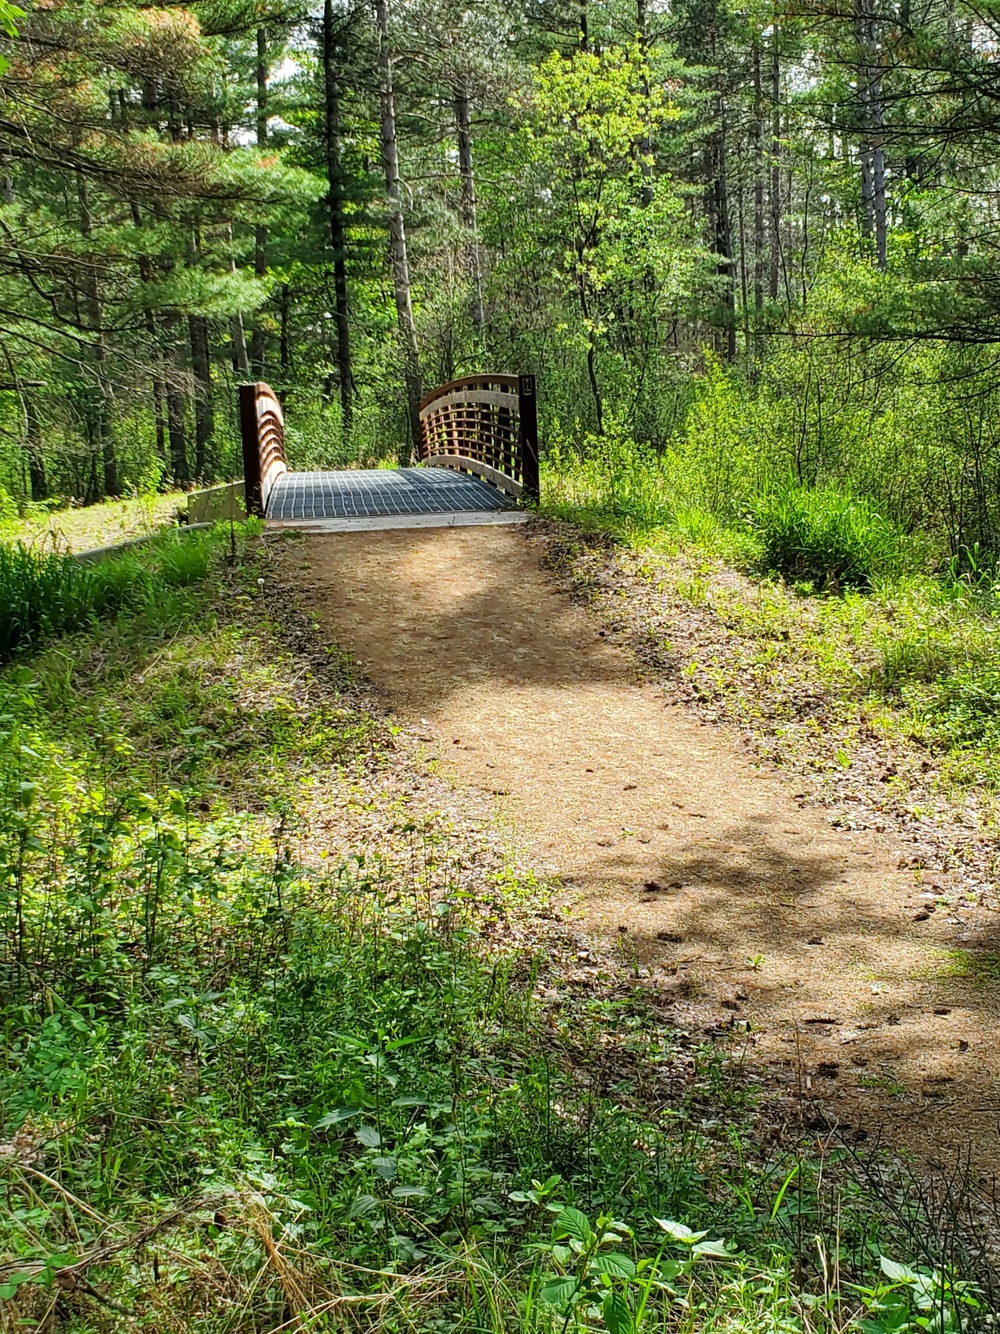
279,525,1000,1170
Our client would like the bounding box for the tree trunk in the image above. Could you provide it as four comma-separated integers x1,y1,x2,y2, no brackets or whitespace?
77,174,118,497
454,81,485,332
279,282,291,400
769,35,782,301
231,314,250,377
854,0,887,269
189,315,213,478
24,392,47,501
714,104,737,362
127,189,167,466
165,350,188,485
374,0,422,451
575,241,603,432
753,39,765,312
250,27,269,376
637,0,654,207
226,219,251,378
322,0,354,433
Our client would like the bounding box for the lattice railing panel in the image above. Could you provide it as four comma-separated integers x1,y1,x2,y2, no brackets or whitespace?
418,373,538,501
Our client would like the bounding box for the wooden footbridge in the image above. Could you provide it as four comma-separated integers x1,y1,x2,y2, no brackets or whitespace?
239,375,539,531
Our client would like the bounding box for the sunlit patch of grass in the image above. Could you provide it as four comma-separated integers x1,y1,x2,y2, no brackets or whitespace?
749,484,915,591
545,441,1000,787
924,947,1000,986
857,1072,908,1096
6,490,185,553
0,527,224,662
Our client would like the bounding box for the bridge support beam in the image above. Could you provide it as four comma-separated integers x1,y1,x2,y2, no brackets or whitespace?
239,381,288,518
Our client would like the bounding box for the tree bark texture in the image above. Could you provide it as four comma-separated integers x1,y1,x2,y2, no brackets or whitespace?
854,0,887,270
251,27,269,376
375,0,423,451
76,174,118,496
453,81,485,331
322,0,354,432
189,314,213,478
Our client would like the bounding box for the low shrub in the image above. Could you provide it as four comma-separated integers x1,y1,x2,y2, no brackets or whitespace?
751,484,909,591
543,425,678,532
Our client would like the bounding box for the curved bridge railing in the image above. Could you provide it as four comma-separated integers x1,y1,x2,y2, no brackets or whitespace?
239,381,287,518
239,373,539,518
418,373,539,502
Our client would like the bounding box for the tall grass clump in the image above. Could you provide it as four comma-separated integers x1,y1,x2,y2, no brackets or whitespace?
750,484,912,591
0,528,218,660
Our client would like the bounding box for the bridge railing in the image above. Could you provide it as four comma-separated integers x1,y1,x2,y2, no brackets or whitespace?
418,373,539,502
239,381,287,518
240,374,539,516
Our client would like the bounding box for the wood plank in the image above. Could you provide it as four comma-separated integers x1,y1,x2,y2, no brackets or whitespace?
422,453,523,498
419,373,518,411
419,388,519,418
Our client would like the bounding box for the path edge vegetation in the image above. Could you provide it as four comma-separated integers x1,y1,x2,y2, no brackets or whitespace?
0,523,995,1330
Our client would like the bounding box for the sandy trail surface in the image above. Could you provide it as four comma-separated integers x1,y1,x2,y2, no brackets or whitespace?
277,525,1000,1170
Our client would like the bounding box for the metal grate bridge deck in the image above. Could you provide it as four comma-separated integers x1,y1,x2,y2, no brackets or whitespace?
266,467,514,522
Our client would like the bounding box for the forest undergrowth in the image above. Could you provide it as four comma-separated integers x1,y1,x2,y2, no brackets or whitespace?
0,526,992,1332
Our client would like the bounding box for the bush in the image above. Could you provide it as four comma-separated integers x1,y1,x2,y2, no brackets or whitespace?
751,484,908,591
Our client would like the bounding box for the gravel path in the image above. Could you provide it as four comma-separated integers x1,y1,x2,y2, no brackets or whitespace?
277,524,1000,1176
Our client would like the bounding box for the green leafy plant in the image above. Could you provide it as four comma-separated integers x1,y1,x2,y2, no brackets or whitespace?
750,484,909,592
853,1256,982,1334
534,1207,729,1334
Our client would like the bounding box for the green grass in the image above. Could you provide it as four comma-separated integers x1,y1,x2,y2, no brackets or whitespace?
1,489,186,553
0,528,219,661
749,485,911,591
542,438,1000,790
0,530,989,1331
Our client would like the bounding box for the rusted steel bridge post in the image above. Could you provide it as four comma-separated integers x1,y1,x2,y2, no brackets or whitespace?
239,383,264,517
518,374,539,504
239,382,287,519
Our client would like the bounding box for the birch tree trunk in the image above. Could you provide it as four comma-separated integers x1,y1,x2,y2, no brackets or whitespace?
375,0,423,452
322,0,354,433
854,0,887,269
713,103,737,362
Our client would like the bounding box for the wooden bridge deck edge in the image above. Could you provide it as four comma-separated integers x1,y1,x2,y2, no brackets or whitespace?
265,509,531,534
